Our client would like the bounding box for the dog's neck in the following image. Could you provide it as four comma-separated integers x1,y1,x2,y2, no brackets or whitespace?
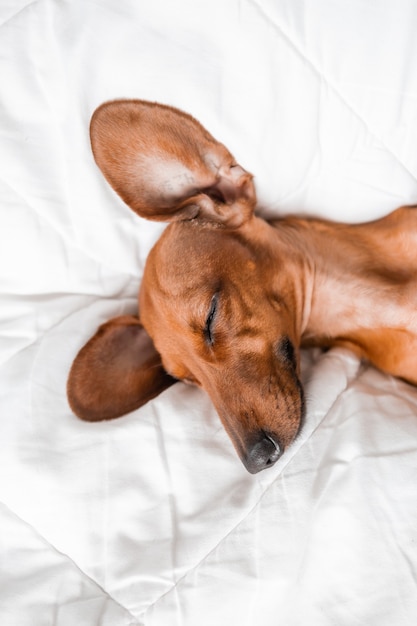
266,213,415,354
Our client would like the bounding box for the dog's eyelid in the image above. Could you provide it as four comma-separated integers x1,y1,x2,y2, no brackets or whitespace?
276,336,296,368
204,292,219,346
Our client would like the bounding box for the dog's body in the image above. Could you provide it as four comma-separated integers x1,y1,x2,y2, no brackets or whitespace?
67,100,417,473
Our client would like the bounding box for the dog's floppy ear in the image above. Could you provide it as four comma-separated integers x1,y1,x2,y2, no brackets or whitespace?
90,99,256,228
67,315,176,421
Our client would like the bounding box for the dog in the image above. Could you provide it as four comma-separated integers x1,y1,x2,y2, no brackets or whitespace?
67,99,417,473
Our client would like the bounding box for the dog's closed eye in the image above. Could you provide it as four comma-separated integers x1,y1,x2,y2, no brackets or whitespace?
277,336,296,368
204,293,219,346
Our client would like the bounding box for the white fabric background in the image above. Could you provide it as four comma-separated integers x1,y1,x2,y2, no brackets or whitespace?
1,1,417,624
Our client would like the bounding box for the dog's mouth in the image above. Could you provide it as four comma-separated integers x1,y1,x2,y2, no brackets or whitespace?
238,376,306,473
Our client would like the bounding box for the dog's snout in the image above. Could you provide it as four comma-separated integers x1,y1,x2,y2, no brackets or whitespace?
244,434,282,474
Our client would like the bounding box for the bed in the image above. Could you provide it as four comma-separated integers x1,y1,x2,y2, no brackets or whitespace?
1,1,417,624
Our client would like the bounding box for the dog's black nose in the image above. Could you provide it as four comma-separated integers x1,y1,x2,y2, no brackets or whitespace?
244,435,282,474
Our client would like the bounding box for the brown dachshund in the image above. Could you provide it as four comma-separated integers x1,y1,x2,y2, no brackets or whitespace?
67,100,417,473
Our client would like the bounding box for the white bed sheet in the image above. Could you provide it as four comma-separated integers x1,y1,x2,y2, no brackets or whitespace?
1,1,417,624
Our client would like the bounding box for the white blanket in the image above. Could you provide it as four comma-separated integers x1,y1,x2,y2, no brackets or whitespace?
1,1,417,624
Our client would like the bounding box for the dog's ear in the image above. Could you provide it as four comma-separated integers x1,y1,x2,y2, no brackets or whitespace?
67,315,176,421
90,100,256,228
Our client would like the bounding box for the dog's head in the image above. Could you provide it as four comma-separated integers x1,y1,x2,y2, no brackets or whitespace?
67,101,305,473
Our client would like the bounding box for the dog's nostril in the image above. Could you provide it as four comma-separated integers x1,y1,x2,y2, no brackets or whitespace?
244,435,282,474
